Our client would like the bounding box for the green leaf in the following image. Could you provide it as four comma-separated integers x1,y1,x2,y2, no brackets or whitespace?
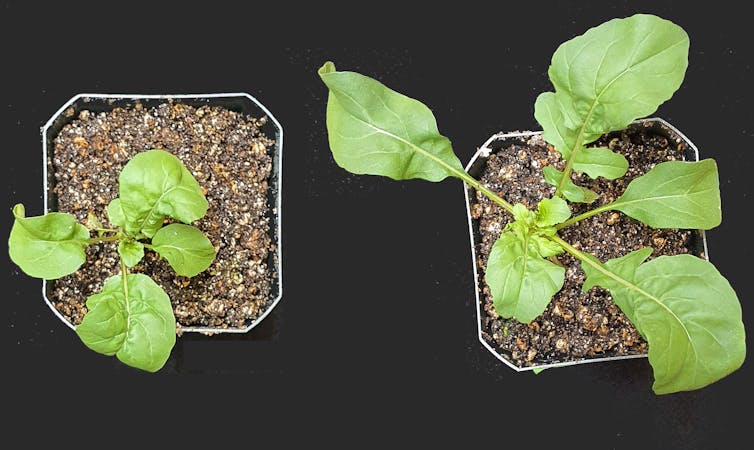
609,159,721,229
8,203,90,279
582,253,745,394
151,223,216,277
531,235,564,258
573,147,628,180
107,198,126,228
486,232,565,323
76,273,176,372
582,247,653,319
542,166,598,203
534,92,585,159
536,197,571,227
532,368,547,375
547,14,688,145
86,211,104,231
118,150,208,237
118,240,144,268
318,61,463,182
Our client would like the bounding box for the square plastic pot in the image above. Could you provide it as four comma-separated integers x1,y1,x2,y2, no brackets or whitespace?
463,117,709,371
41,93,283,335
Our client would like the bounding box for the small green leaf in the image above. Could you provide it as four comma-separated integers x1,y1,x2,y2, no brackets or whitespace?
534,92,579,159
542,166,598,203
609,159,721,229
318,62,464,182
536,197,571,227
8,203,90,279
118,150,208,237
118,240,144,268
86,211,104,231
106,198,126,228
151,223,216,277
76,274,176,372
486,232,565,323
581,253,745,394
531,235,563,258
573,147,628,180
532,368,547,375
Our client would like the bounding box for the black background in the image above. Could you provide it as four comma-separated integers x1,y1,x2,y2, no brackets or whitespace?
2,1,752,447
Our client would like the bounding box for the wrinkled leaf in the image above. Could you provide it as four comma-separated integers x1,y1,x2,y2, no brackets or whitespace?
536,197,571,227
118,240,144,268
531,235,564,258
151,223,216,277
8,204,90,279
118,150,208,237
318,61,463,182
107,198,126,229
573,147,628,180
486,232,565,323
582,251,745,394
609,159,721,229
76,274,176,372
542,166,598,203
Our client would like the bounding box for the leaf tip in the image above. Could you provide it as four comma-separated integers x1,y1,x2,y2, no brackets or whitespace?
12,203,25,219
318,61,336,78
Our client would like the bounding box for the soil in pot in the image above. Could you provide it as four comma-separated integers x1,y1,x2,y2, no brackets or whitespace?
469,122,703,367
50,101,276,332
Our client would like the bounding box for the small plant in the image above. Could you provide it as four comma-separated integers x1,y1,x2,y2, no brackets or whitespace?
318,14,745,394
9,150,216,372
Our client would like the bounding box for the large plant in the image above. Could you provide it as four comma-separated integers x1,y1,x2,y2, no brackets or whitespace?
317,14,745,394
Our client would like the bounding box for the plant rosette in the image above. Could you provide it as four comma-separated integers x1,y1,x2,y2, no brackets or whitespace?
465,118,711,372
8,93,283,372
317,14,745,394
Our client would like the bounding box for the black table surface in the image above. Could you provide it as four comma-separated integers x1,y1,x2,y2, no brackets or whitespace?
2,2,752,447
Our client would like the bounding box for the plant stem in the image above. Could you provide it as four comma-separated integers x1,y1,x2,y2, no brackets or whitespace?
392,130,515,214
120,258,130,314
554,100,599,196
555,203,614,230
458,171,515,214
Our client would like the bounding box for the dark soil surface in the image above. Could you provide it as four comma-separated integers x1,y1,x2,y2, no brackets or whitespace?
469,123,703,367
50,101,276,332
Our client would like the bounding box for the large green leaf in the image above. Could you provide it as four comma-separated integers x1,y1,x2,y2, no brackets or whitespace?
8,204,90,279
582,251,745,394
76,274,176,372
535,14,688,175
318,61,463,182
486,232,565,323
609,159,721,229
151,224,216,277
118,150,208,237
